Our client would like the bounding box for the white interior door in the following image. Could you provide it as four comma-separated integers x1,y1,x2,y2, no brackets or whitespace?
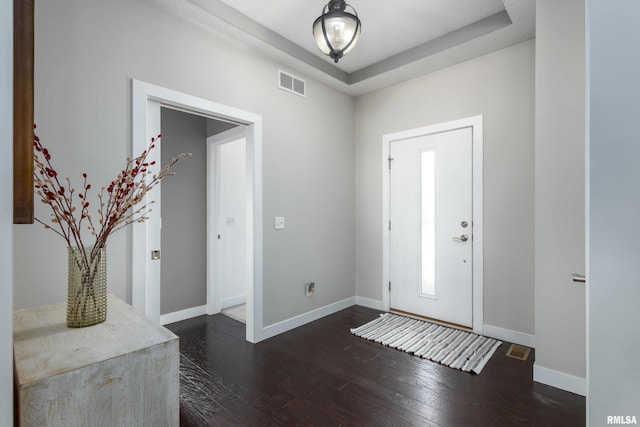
217,138,247,309
389,127,473,327
206,126,248,316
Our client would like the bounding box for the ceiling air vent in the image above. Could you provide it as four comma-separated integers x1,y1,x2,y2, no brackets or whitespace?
278,69,306,97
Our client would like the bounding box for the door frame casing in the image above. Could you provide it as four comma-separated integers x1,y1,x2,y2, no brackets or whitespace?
382,115,484,334
131,79,263,343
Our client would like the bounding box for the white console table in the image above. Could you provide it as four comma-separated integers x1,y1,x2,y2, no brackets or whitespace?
13,295,179,427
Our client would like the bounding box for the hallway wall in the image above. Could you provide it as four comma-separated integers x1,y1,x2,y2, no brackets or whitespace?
160,108,207,315
534,0,586,393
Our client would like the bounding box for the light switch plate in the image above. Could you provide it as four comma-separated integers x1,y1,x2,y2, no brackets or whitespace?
275,216,285,230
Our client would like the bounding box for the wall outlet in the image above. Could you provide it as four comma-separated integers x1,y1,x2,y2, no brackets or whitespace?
305,282,315,297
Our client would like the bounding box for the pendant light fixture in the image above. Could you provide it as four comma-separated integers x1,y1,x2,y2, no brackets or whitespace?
312,0,361,63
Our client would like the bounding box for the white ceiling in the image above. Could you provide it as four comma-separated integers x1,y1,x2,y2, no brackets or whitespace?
218,0,507,73
156,0,535,96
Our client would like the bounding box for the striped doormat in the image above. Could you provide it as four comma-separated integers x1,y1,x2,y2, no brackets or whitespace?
351,313,502,374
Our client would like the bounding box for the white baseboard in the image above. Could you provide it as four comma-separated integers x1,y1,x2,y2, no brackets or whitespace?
533,363,586,396
260,297,356,341
482,324,535,348
221,295,246,309
159,305,207,325
355,296,383,310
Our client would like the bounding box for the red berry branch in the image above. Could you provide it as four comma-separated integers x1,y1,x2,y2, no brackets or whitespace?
33,126,191,263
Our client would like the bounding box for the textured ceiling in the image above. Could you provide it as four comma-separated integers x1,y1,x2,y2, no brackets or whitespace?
152,0,535,96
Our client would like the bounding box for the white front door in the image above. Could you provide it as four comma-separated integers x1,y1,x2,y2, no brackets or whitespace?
389,126,473,327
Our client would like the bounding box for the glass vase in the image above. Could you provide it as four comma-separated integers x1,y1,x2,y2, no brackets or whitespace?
67,246,107,328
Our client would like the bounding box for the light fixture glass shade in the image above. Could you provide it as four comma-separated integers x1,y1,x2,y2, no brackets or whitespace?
312,1,361,63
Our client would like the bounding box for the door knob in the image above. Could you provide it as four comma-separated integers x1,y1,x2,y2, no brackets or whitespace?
452,234,469,242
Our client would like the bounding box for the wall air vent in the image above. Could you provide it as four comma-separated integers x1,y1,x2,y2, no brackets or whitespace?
278,69,306,97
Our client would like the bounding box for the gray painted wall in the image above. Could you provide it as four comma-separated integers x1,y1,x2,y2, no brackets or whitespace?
0,0,13,422
534,0,586,387
354,40,535,336
207,119,237,138
588,0,640,422
160,108,207,315
13,0,355,329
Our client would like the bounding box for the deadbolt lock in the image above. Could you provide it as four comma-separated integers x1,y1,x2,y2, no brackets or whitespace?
461,221,468,228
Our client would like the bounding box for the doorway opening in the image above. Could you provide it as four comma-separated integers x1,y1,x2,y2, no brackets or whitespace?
381,115,484,335
131,79,263,343
157,108,248,330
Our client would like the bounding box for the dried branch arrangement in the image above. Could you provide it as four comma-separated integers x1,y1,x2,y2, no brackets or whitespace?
33,127,191,258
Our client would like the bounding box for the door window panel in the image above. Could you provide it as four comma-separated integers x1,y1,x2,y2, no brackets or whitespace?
420,150,435,296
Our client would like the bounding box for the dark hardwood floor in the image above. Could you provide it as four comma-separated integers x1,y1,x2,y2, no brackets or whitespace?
166,306,585,426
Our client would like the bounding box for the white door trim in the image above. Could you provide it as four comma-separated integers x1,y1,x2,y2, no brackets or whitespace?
206,127,247,317
382,115,484,334
131,79,263,343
